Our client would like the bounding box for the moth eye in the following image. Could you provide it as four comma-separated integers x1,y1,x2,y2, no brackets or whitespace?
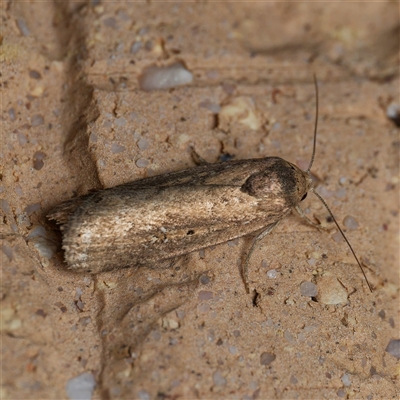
301,193,307,201
187,230,195,235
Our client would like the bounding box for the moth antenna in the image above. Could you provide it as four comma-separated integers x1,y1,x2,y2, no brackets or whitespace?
307,74,372,292
311,189,373,293
307,74,319,173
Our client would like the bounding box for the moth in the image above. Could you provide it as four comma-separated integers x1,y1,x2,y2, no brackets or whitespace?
48,77,372,292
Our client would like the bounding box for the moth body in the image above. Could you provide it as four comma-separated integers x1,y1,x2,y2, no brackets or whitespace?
48,157,312,274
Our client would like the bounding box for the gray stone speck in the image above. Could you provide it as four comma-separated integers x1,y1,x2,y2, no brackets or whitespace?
8,108,16,121
385,339,400,359
103,17,117,29
66,372,96,400
337,389,346,398
29,70,42,79
198,290,213,301
111,143,126,154
200,274,210,285
212,370,227,387
137,137,149,150
131,41,142,54
260,352,275,366
300,281,318,297
284,330,296,344
2,244,13,261
343,215,359,230
17,18,30,36
31,115,44,127
114,117,126,127
17,132,28,146
341,373,351,387
137,389,150,400
136,158,150,168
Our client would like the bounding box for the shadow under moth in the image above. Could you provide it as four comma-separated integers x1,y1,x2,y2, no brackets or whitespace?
48,76,372,293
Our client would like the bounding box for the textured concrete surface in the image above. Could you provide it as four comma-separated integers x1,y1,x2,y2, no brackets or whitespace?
1,2,399,399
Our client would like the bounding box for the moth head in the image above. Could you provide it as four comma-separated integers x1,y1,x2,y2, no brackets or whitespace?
240,158,312,208
286,161,313,205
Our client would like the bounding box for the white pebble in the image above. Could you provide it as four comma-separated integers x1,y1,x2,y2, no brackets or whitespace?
34,238,54,260
32,235,57,259
316,276,348,305
341,373,351,387
27,226,47,238
386,103,400,119
267,269,277,279
139,62,193,91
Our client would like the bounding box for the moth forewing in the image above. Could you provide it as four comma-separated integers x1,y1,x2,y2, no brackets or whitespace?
48,157,311,274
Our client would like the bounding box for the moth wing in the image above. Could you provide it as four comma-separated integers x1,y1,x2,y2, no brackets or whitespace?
48,158,277,224
61,159,292,273
47,196,87,225
121,158,279,189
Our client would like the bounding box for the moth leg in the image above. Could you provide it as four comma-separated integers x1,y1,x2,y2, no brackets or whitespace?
294,205,330,231
190,146,209,166
241,221,280,294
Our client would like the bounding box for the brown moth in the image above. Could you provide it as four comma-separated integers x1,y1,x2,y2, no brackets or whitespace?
48,77,372,292
48,158,310,273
